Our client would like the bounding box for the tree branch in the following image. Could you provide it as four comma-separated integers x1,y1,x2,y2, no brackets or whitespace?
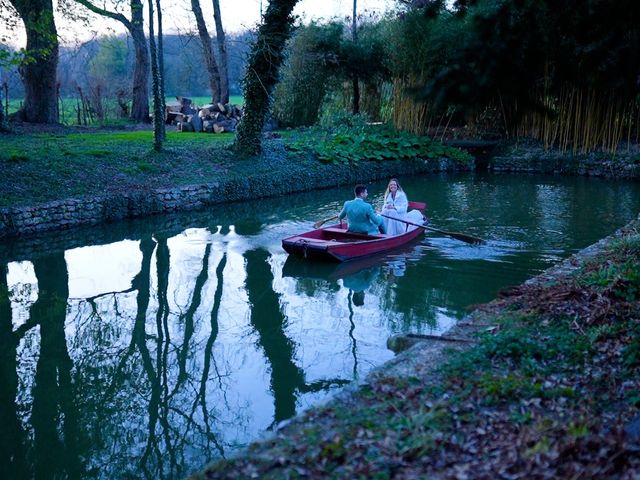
73,0,132,30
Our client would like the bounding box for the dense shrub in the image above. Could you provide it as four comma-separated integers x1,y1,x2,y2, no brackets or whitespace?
272,22,342,127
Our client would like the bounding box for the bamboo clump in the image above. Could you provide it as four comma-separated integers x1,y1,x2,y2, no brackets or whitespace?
516,87,639,154
392,76,434,136
390,75,638,154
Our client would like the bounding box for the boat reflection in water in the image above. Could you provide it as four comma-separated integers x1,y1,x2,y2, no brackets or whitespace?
281,248,413,307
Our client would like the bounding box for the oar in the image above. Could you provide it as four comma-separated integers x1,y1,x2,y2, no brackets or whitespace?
380,213,485,245
314,215,339,229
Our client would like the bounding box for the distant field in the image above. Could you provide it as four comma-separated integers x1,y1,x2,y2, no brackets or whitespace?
168,95,244,107
5,95,244,126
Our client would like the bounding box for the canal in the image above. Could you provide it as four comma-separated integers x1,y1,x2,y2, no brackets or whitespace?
1,172,639,479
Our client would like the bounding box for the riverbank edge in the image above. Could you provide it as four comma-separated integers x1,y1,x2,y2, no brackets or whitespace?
0,155,470,239
489,144,640,178
3,139,640,239
191,214,640,479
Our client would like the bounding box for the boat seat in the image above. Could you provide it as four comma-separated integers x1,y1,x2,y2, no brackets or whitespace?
322,227,349,234
323,227,385,239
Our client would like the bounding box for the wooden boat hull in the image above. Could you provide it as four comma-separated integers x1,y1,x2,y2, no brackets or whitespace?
282,223,425,262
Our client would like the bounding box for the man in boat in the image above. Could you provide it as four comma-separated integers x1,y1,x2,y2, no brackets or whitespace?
339,184,386,235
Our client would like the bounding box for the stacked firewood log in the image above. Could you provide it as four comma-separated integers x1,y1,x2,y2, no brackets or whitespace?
167,96,242,133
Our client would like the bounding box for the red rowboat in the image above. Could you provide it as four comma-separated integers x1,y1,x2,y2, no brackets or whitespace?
282,201,427,262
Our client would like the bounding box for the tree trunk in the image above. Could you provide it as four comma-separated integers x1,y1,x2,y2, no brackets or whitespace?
155,0,166,126
212,0,229,104
148,0,164,150
191,0,221,103
130,0,151,123
351,0,360,115
234,0,299,156
10,0,59,123
352,76,360,115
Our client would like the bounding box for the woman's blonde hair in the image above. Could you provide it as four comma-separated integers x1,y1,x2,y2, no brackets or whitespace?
383,178,403,201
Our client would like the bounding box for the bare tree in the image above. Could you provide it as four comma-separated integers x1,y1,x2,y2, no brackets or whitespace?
155,0,165,118
73,0,150,122
190,0,222,103
148,0,165,149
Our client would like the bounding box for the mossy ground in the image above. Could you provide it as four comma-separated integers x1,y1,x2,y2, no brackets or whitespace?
193,221,640,479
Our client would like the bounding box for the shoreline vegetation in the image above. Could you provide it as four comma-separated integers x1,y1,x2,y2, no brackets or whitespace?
0,123,475,209
1,125,639,478
1,125,638,208
0,124,474,238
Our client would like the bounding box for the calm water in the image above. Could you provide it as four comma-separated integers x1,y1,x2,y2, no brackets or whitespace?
1,172,639,479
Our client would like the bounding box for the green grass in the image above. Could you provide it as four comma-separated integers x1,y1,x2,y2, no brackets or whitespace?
166,95,244,107
6,95,244,126
0,130,238,206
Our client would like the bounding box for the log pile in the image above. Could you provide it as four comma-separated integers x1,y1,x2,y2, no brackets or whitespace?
166,96,242,133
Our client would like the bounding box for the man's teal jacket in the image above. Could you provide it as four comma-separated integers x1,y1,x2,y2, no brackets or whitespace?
339,198,386,235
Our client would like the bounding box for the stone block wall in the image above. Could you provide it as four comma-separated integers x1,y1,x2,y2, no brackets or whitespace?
0,157,470,239
490,149,640,178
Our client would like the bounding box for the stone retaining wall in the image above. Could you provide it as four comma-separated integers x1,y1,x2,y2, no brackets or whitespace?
0,157,469,239
490,148,640,178
4,144,638,239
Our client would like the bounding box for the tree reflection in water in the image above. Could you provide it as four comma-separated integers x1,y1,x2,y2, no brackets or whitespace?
0,234,243,479
244,249,349,428
1,230,358,478
0,262,28,479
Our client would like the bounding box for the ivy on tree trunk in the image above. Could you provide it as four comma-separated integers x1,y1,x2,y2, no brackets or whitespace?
234,0,299,157
148,0,165,151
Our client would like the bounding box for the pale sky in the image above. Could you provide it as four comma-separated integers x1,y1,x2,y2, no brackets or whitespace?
2,0,396,48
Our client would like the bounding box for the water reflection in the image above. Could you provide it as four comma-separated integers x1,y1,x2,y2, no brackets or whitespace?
0,262,28,480
244,249,349,427
1,173,639,479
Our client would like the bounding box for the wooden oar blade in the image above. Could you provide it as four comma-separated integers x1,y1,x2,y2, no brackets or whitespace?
445,231,485,245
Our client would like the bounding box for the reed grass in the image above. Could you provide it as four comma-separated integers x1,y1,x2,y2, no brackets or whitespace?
393,76,443,137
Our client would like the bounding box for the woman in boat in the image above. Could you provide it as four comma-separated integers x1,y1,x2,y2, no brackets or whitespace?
381,178,425,236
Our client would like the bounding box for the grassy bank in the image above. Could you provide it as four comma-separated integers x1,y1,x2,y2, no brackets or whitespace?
194,220,640,479
0,130,237,207
0,125,471,209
